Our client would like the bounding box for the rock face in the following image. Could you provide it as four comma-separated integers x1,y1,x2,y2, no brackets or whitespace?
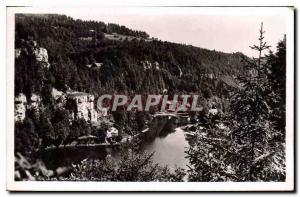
51,88,66,107
33,48,50,68
34,48,48,62
28,94,41,109
14,89,98,124
15,49,22,59
106,127,119,138
14,93,41,122
141,61,160,71
66,92,98,123
98,107,109,117
15,93,27,122
208,108,218,116
86,62,103,68
51,88,64,100
15,40,50,69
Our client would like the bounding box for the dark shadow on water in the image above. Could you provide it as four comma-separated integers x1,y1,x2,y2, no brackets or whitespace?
143,116,178,142
35,115,187,170
33,146,115,170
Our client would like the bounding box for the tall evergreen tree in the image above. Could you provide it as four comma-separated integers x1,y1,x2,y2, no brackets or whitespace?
227,23,285,181
186,23,286,182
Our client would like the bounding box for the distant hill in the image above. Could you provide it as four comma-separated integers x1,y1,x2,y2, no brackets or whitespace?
15,14,247,99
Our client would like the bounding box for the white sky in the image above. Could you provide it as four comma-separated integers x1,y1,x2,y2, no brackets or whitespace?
64,14,286,57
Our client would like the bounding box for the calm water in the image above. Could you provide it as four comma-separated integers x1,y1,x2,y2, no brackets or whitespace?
143,127,190,171
38,116,190,171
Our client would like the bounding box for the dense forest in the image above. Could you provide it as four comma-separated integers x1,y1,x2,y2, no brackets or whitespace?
14,14,286,182
15,14,245,98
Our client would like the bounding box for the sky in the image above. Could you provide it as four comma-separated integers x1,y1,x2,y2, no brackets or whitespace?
64,13,287,58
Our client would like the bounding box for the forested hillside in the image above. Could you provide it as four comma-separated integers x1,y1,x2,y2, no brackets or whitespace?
14,14,286,182
15,14,245,99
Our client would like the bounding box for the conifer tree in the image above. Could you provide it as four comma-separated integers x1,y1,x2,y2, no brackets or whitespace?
186,23,286,182
227,22,285,181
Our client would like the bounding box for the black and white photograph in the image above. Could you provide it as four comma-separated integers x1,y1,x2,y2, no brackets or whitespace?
6,6,294,191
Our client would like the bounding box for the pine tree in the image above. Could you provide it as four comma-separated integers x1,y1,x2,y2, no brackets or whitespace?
69,131,185,181
267,36,286,134
185,23,286,182
15,118,39,156
228,23,285,181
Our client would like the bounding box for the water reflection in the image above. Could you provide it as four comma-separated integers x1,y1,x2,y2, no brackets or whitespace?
142,115,190,171
37,115,190,171
35,146,118,170
144,127,189,171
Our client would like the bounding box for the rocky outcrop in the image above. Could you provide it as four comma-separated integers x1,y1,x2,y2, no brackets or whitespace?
86,62,103,69
15,89,98,124
33,48,50,68
33,48,48,62
51,88,66,107
15,93,27,122
208,108,218,116
14,93,41,122
106,127,119,138
98,107,109,117
15,48,29,58
51,89,99,123
28,94,41,110
15,48,22,59
141,61,160,71
15,39,50,69
66,92,98,123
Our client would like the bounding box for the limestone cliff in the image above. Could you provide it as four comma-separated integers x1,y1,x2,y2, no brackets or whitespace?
65,92,98,123
14,93,41,122
15,40,50,69
33,48,50,68
14,89,98,124
15,93,27,122
28,94,41,110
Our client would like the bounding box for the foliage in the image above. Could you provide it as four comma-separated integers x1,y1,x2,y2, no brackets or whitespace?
267,36,286,133
15,14,245,98
15,152,70,181
15,54,45,98
185,23,286,182
68,139,185,181
14,14,287,182
91,122,109,143
186,113,236,181
15,118,39,156
70,118,91,138
228,23,285,181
